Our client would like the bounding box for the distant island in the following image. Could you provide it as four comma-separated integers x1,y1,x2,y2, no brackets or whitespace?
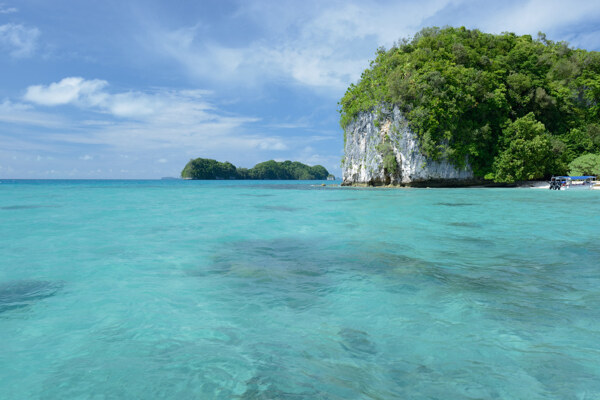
340,27,600,186
181,158,330,180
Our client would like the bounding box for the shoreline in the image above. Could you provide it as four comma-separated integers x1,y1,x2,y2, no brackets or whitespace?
339,180,600,189
339,180,551,189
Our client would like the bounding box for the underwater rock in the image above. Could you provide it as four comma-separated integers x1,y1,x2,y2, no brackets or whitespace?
447,222,482,228
1,205,59,210
258,205,302,212
338,328,377,356
0,279,63,314
435,202,476,207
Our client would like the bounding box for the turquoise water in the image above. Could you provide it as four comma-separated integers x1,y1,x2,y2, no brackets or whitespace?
1,180,599,399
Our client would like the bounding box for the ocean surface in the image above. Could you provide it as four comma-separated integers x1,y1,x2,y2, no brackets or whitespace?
1,179,599,399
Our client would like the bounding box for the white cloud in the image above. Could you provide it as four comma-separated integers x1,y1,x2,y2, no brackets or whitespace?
24,77,108,106
564,29,600,50
0,100,67,127
143,0,600,94
144,0,454,92
17,77,293,159
157,158,167,163
293,144,342,172
265,122,309,129
107,92,161,118
257,139,288,151
477,0,600,36
0,23,39,57
24,77,217,121
0,4,17,14
149,23,362,92
79,154,93,160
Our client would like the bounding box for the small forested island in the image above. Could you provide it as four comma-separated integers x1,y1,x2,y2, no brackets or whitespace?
340,27,600,186
181,158,330,180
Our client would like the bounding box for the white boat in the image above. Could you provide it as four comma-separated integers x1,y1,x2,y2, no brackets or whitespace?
549,176,596,190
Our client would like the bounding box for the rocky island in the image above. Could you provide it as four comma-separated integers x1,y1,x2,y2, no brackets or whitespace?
339,27,600,186
181,158,329,180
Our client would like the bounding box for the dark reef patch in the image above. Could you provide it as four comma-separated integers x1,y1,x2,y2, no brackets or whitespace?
434,202,476,207
447,235,495,249
447,222,482,228
1,205,59,210
0,279,64,314
187,237,344,311
257,205,303,212
338,328,377,356
241,374,321,400
325,198,360,202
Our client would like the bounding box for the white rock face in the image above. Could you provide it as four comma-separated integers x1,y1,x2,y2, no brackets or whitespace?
342,105,474,186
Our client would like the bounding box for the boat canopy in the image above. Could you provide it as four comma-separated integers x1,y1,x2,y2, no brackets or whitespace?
553,176,596,179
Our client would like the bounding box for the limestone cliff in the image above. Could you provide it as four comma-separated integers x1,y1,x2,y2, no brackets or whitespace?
341,105,475,186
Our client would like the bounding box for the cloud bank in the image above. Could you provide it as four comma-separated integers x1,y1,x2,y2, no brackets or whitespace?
18,77,295,158
144,0,600,95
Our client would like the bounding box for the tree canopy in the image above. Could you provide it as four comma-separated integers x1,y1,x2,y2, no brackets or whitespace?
568,153,600,176
181,158,237,180
339,27,600,182
181,158,329,180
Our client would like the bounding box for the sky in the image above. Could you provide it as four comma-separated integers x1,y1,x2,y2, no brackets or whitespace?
1,0,600,179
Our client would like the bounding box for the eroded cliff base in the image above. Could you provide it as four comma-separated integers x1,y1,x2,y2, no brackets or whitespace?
340,178,484,188
341,105,475,187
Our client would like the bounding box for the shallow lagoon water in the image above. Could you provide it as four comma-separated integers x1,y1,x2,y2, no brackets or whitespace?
0,179,599,399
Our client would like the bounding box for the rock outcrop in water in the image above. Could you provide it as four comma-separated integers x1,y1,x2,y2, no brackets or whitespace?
342,105,476,186
339,28,600,183
182,159,329,180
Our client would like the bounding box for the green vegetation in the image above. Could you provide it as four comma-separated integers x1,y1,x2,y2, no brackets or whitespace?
181,158,329,180
181,158,237,180
339,27,600,182
491,113,554,182
568,153,600,176
376,142,399,176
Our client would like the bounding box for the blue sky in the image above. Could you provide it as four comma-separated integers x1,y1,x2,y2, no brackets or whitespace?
1,0,600,178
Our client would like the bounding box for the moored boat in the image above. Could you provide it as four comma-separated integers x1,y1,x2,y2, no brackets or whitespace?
549,176,596,190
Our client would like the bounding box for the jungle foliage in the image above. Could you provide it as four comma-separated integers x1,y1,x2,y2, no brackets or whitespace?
181,158,329,180
339,27,600,182
376,142,399,176
568,153,600,176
